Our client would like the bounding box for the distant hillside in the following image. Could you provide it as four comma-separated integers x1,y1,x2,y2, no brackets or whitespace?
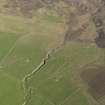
0,0,105,46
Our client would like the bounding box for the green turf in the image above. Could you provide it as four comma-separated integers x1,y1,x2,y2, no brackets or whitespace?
0,7,105,105
0,10,64,105
0,71,23,105
0,31,19,60
27,42,105,105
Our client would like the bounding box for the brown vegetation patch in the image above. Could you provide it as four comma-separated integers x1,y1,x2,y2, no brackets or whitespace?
95,29,105,48
81,65,105,100
3,0,43,17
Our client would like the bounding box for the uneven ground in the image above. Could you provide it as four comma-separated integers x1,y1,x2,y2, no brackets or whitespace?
81,65,105,100
0,0,105,105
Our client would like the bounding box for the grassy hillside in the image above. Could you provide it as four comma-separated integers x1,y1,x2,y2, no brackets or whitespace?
0,1,105,105
27,42,105,105
0,10,65,105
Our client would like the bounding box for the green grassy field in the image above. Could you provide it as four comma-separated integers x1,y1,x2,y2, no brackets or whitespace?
27,42,105,105
0,8,105,105
0,11,64,105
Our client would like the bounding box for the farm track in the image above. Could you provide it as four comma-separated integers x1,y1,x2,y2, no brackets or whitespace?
21,44,63,105
0,34,31,66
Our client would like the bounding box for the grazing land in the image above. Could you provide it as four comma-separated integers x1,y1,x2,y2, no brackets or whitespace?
0,0,105,105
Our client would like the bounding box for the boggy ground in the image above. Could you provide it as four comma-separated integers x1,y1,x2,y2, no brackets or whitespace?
81,65,105,100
